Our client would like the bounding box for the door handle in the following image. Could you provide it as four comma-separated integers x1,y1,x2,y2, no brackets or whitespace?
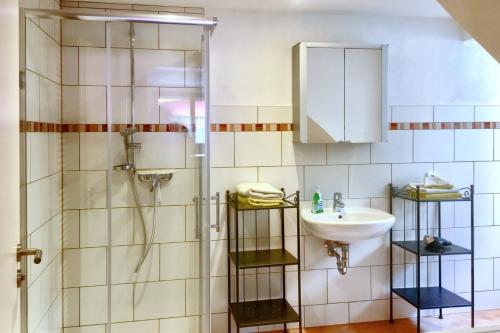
17,244,42,264
193,196,200,239
210,192,220,232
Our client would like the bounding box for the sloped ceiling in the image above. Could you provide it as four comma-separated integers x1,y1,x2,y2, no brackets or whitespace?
437,0,500,62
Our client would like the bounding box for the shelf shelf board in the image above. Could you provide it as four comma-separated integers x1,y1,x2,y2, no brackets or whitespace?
229,249,298,269
229,298,299,327
392,287,471,310
392,240,471,256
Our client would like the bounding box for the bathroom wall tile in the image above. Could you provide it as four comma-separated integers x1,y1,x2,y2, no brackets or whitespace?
455,129,493,161
282,132,326,166
109,22,159,49
455,259,493,292
495,130,500,160
327,143,370,165
63,133,80,171
434,106,474,122
304,165,348,200
39,77,61,123
211,167,257,202
27,175,61,234
258,166,304,199
186,278,201,316
135,206,185,244
79,209,108,247
29,214,61,282
185,50,201,87
110,86,131,124
210,276,228,313
304,236,335,270
111,320,158,333
475,106,500,122
211,105,258,124
134,49,184,87
210,240,228,277
64,247,107,287
434,162,473,189
26,70,40,121
258,106,293,123
391,163,432,187
63,288,79,327
159,87,200,125
134,87,160,123
371,265,390,299
79,47,130,86
211,132,235,167
63,210,80,249
494,258,500,289
349,300,389,323
111,284,134,323
63,171,107,209
134,133,185,169
29,133,49,181
235,132,281,167
328,266,371,303
349,234,390,266
349,164,391,198
134,280,186,320
62,20,105,47
79,133,108,170
111,245,159,283
414,130,454,162
391,106,433,123
371,130,413,163
160,242,199,280
304,303,349,327
64,325,106,333
159,24,203,50
475,290,500,311
62,86,106,124
462,194,492,227
474,226,500,258
62,46,78,85
474,162,500,193
301,270,327,305
80,286,108,325
160,316,199,333
111,208,135,246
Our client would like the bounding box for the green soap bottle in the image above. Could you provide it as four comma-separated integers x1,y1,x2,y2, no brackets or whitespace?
311,186,323,214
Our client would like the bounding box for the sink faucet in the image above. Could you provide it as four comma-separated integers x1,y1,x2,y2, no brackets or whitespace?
333,192,345,213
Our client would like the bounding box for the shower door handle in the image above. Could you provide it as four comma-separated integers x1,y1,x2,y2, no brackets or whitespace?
193,196,200,239
210,192,220,232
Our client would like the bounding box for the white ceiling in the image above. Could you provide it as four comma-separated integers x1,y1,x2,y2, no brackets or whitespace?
86,0,451,18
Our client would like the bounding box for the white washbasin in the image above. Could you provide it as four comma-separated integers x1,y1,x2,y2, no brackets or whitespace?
301,207,395,242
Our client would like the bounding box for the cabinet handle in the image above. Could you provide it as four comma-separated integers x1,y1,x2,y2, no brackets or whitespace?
210,192,220,232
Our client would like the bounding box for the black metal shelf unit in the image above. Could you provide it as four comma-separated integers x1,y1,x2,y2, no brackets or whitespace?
226,190,302,333
389,184,474,332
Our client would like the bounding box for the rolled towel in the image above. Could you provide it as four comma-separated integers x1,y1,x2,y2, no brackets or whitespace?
236,182,284,199
238,195,283,207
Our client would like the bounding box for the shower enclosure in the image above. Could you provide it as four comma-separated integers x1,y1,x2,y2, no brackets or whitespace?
19,7,216,333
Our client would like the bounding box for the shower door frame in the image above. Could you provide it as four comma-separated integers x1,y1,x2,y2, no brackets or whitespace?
19,8,217,333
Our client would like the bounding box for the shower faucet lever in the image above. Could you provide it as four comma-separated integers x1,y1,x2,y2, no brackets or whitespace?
17,244,42,264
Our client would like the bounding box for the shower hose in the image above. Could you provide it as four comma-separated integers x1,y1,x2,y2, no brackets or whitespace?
128,171,160,273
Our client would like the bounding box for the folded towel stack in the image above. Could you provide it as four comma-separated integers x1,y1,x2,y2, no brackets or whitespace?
236,182,284,207
408,173,461,199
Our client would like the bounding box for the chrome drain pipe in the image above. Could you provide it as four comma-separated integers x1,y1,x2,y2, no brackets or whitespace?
324,240,349,275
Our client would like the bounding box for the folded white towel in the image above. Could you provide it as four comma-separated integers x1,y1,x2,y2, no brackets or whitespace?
409,183,457,193
236,182,284,199
424,173,452,188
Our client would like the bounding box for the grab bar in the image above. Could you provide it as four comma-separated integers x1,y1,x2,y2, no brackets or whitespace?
210,192,220,232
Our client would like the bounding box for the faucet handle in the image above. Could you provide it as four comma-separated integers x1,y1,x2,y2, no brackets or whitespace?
334,192,342,201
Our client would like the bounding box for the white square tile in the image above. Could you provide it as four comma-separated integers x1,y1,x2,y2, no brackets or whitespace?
282,132,326,166
48,133,61,175
258,106,293,123
135,206,186,244
134,49,184,87
111,245,159,284
371,265,390,300
301,270,327,305
80,286,107,325
134,280,185,320
134,133,185,169
455,129,493,161
159,87,200,125
159,24,203,50
304,165,348,200
134,87,160,124
328,266,371,303
63,133,79,171
211,132,235,167
64,325,106,333
392,106,433,122
210,167,258,203
29,133,49,181
63,210,79,249
63,171,107,209
110,86,130,124
495,130,500,160
39,77,61,123
494,258,500,289
62,86,106,124
434,106,474,122
79,133,108,170
185,50,201,87
160,316,199,333
64,247,107,287
62,20,105,47
433,162,473,189
349,300,388,323
160,242,199,280
349,164,391,198
210,240,228,277
258,166,304,199
109,22,159,49
474,226,500,258
186,278,200,316
475,106,500,122
474,162,500,193
349,234,389,266
211,105,258,124
111,284,133,323
63,288,79,327
111,208,135,246
414,130,454,162
62,46,78,85
79,47,130,86
111,320,158,333
304,303,348,327
235,132,281,167
455,259,493,292
26,70,39,121
327,143,370,164
391,163,432,187
371,130,412,163
80,209,108,247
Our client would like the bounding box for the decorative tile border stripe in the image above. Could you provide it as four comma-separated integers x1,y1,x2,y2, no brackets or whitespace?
20,121,62,133
390,122,500,130
62,124,192,132
210,123,294,132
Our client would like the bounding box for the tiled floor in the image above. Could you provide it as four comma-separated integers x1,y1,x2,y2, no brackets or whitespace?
264,309,500,332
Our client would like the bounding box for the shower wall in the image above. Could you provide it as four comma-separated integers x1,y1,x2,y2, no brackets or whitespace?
22,0,63,332
59,2,206,332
